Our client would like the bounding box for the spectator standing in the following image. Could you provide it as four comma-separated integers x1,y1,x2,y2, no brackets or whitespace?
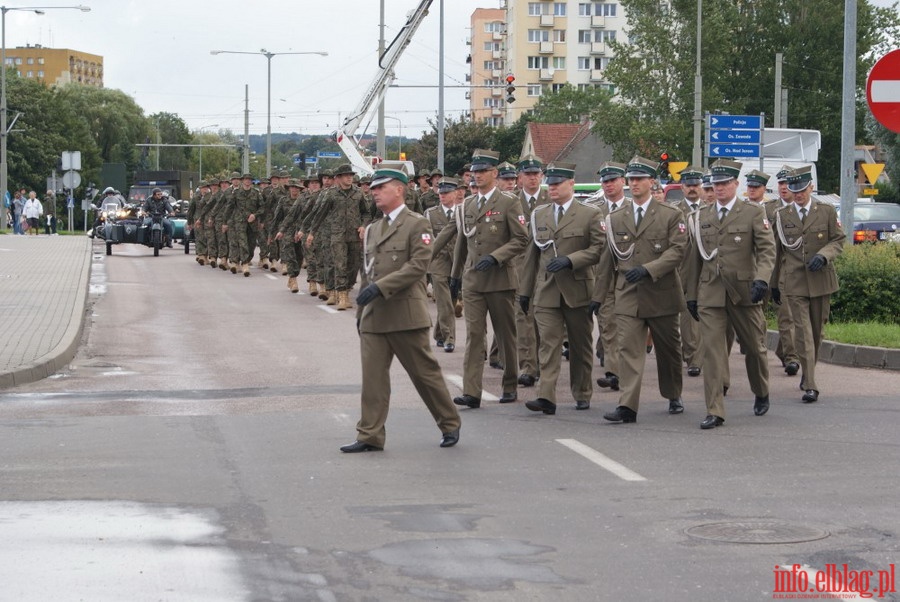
23,191,43,235
12,191,25,234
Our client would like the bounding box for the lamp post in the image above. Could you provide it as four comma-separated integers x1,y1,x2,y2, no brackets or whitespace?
210,48,326,178
196,123,218,180
1,4,90,230
383,115,402,160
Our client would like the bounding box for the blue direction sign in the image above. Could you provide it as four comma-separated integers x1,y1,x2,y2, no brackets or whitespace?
708,114,762,130
317,151,342,158
709,129,761,144
708,144,761,158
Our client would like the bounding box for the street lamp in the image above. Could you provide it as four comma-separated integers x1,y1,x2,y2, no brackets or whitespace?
196,123,218,180
209,48,327,178
1,4,90,230
384,115,402,160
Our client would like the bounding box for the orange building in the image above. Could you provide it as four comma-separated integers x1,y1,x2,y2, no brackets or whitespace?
4,44,103,88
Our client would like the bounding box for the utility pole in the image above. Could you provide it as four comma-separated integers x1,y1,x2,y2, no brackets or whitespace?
839,0,857,238
437,0,445,172
774,52,783,129
377,0,386,160
691,0,703,167
243,85,250,173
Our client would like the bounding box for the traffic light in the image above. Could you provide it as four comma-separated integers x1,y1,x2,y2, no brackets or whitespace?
505,74,516,104
658,152,670,180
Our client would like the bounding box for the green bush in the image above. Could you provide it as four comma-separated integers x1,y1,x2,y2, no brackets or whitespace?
830,242,900,324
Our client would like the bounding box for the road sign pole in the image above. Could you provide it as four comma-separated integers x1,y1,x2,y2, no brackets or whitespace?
759,112,765,172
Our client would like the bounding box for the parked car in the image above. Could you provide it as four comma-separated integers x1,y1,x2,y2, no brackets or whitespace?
852,202,900,243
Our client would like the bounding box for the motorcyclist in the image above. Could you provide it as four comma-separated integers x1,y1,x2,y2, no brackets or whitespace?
89,187,126,238
142,187,175,247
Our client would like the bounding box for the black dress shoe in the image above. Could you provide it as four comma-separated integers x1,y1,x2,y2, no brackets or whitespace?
525,398,556,414
596,373,620,390
436,339,444,347
489,361,504,370
596,350,605,366
453,394,481,408
754,395,770,416
517,374,536,387
498,391,517,404
785,361,800,376
575,399,590,410
340,440,383,453
700,415,724,429
802,389,819,403
668,398,684,414
440,429,459,447
561,342,569,360
444,342,455,353
723,385,729,396
603,406,637,423
687,366,701,377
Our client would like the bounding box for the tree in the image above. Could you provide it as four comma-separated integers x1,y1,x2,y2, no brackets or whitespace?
493,114,533,164
408,115,494,175
146,112,192,170
530,84,616,125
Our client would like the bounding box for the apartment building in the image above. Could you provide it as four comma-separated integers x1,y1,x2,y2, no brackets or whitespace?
469,1,628,126
5,45,103,88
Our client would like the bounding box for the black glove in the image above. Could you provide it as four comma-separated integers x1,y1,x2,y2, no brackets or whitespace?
624,265,650,283
588,300,602,316
475,254,498,271
807,254,827,272
686,300,700,322
356,283,382,307
547,256,573,273
750,279,769,304
449,277,462,300
771,287,781,306
518,295,530,315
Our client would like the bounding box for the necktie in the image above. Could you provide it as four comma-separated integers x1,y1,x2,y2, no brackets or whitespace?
381,217,390,234
557,205,564,225
610,203,617,213
635,206,643,228
478,196,485,211
690,203,698,211
446,209,453,221
529,197,535,212
800,207,807,223
719,207,728,222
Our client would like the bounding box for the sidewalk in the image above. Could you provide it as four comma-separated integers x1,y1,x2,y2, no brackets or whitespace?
0,234,92,388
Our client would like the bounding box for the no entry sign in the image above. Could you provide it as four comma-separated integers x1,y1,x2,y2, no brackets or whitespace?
867,49,900,133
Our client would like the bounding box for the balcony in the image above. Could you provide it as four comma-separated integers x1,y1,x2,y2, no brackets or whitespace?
591,41,607,55
491,50,503,60
491,87,502,97
539,41,553,54
591,15,606,28
539,68,554,81
491,107,503,117
491,69,502,78
590,69,605,81
492,31,503,41
540,14,554,27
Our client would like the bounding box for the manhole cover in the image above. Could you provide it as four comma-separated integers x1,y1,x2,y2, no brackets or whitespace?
685,521,830,544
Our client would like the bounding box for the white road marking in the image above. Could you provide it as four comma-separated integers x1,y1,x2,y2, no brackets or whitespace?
871,80,900,102
317,305,339,315
555,439,647,482
444,374,499,402
265,274,278,281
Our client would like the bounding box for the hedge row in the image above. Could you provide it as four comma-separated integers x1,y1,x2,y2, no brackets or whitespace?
830,242,900,324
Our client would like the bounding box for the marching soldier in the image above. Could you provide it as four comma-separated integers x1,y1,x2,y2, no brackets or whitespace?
518,163,603,414
419,169,440,211
766,166,800,375
771,166,845,404
675,166,707,377
218,173,241,272
600,156,688,424
188,180,210,265
745,169,770,203
497,161,518,193
426,177,463,352
341,167,461,453
685,159,776,429
228,173,261,276
701,172,715,203
450,149,529,408
274,179,307,293
200,179,222,268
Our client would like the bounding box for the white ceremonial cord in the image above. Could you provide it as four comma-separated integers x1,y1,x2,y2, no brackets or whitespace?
605,213,635,262
362,222,376,277
693,210,718,262
530,206,558,257
456,202,478,238
775,209,803,251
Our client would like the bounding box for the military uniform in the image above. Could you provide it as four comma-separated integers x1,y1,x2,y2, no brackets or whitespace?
346,168,461,451
451,149,529,404
199,182,222,268
187,183,208,263
229,175,262,275
600,157,687,422
674,166,708,374
426,180,461,350
685,160,776,427
518,163,603,411
765,166,800,372
771,167,845,402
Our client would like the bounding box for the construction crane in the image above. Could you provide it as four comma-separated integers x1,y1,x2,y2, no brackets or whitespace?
333,0,433,175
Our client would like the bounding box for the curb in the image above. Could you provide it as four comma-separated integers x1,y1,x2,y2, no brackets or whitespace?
766,330,900,371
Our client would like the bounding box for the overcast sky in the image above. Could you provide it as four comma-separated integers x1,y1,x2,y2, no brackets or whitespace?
8,0,495,138
7,0,898,141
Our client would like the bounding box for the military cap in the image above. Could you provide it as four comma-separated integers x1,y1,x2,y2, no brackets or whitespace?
497,161,517,179
470,149,501,172
462,163,472,173
776,165,793,183
545,162,577,185
370,167,409,188
678,165,704,186
437,176,461,193
260,177,270,185
702,172,713,189
416,168,431,180
359,175,372,185
276,170,290,178
318,169,334,179
745,169,770,188
786,166,814,192
230,171,241,179
430,168,444,178
198,180,209,187
709,159,742,183
625,156,658,179
516,154,543,174
333,163,355,176
241,173,253,179
597,161,627,182
287,178,304,189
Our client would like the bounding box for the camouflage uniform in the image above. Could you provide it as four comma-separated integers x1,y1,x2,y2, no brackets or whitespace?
186,184,207,261
308,181,370,293
229,177,262,274
199,183,221,267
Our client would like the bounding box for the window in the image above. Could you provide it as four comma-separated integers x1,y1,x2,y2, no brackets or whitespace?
578,57,591,70
37,57,44,65
528,29,550,42
601,3,617,16
553,29,567,42
484,21,504,33
483,41,501,51
15,58,22,65
551,83,565,93
27,57,34,65
527,84,543,97
552,57,566,69
484,60,496,70
37,70,44,78
484,98,503,108
598,83,616,94
483,79,499,87
578,30,592,43
527,56,549,70
553,3,567,16
594,57,611,70
4,58,12,66
599,30,616,42
26,71,33,77
528,3,546,16
580,3,619,16
578,3,593,16
486,117,504,127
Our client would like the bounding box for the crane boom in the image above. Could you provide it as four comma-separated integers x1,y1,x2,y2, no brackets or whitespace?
335,0,433,175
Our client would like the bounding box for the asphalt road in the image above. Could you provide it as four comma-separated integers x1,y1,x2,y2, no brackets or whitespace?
0,241,897,602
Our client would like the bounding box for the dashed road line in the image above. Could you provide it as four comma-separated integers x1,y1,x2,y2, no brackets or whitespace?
556,438,647,482
317,305,339,315
444,374,499,402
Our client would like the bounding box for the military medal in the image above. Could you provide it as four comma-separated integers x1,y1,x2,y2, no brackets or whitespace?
654,243,662,251
392,254,398,261
485,217,491,223
623,235,629,241
734,236,742,243
490,224,498,233
818,233,824,239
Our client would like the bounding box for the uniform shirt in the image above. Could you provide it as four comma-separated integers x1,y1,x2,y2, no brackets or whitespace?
771,200,845,297
425,204,457,277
